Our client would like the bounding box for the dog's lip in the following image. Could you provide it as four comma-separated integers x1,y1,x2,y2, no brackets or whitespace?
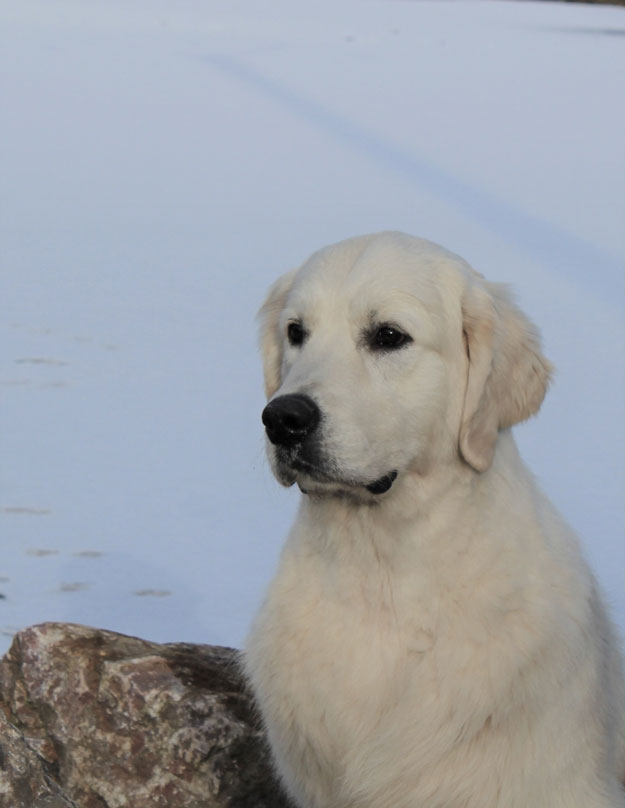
289,456,330,478
365,471,398,495
287,457,398,495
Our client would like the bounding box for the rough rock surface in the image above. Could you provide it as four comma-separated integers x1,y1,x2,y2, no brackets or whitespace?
0,623,292,808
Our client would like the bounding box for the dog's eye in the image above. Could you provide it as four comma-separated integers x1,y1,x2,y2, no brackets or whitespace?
370,325,411,351
287,322,306,346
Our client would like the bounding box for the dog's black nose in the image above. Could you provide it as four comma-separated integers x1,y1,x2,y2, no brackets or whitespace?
262,394,320,447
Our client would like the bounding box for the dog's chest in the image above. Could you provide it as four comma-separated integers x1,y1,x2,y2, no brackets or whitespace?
248,537,436,753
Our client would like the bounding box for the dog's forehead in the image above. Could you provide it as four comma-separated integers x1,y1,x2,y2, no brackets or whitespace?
288,232,465,318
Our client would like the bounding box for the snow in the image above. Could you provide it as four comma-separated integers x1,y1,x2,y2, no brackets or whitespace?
1,0,624,654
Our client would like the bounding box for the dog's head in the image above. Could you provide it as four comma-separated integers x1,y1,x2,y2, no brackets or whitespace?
259,232,552,501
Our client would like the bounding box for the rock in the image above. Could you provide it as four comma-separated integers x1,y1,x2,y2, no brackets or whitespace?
0,623,292,808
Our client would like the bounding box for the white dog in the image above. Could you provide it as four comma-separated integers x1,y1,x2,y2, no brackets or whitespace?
245,232,625,808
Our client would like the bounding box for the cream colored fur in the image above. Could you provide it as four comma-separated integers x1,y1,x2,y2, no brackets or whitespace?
245,232,625,807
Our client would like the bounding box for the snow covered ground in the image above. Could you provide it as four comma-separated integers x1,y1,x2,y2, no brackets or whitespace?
1,0,624,654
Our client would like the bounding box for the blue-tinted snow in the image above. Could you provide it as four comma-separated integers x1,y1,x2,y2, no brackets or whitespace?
1,0,623,653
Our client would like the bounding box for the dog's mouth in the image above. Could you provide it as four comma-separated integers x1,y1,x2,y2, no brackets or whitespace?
276,451,398,498
365,471,398,495
297,470,398,499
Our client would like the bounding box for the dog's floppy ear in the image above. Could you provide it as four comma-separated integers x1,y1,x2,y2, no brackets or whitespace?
459,277,553,472
258,268,297,399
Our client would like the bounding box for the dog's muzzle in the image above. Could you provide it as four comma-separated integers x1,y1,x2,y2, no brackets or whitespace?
262,395,398,496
